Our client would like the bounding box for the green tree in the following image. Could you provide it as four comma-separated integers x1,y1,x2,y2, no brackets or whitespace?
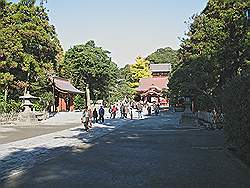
146,47,179,70
221,74,250,162
0,0,63,104
130,56,151,88
169,0,249,111
61,40,119,103
107,65,136,104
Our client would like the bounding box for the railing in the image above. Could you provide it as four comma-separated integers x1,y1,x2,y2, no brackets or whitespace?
196,111,224,130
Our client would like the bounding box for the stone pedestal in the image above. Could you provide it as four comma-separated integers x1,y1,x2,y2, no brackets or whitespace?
179,97,198,126
18,91,38,126
17,112,38,126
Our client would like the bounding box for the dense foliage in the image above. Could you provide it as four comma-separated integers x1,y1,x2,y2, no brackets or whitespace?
168,0,250,162
169,0,249,111
0,0,63,112
146,47,179,70
222,74,250,163
112,64,136,103
61,41,119,104
129,56,151,88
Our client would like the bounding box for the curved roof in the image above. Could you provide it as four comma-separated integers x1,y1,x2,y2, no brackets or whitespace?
52,76,84,94
137,77,168,92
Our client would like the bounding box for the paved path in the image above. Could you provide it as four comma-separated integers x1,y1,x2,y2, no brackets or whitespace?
0,113,133,182
0,112,82,144
1,112,250,188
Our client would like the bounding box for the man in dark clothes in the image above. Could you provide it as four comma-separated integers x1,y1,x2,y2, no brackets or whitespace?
93,108,98,123
99,106,105,123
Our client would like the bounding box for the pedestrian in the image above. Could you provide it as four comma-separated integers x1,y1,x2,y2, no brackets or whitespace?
111,105,118,119
130,106,133,119
136,102,143,119
155,103,160,116
120,104,125,118
109,106,112,118
93,108,98,123
81,106,89,131
147,105,151,116
99,106,105,123
124,105,129,118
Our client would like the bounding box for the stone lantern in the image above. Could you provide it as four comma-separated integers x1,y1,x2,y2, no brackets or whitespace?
18,91,38,125
179,96,198,126
19,91,37,112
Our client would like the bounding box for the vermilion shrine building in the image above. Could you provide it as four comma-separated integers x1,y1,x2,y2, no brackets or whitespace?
51,76,83,112
137,64,171,105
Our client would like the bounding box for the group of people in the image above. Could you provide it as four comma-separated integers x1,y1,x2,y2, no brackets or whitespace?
144,102,160,116
81,102,161,131
81,106,105,132
119,104,130,119
109,104,133,119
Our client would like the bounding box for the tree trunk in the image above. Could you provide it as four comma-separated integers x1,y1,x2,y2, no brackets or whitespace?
4,86,8,102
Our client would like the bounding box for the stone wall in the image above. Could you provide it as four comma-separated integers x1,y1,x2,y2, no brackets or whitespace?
197,111,213,123
0,113,19,125
0,111,48,125
196,111,214,128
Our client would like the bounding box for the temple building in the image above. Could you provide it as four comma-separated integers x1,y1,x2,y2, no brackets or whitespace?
51,76,84,112
137,64,171,105
150,64,171,77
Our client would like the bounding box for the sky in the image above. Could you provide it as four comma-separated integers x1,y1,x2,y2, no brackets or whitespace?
10,0,208,67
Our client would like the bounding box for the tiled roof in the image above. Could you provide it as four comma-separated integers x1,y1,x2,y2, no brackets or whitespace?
52,76,84,94
137,77,168,92
150,64,171,72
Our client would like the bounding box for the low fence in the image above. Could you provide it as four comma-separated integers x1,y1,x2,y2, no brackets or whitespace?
0,113,19,125
196,111,224,129
196,111,213,124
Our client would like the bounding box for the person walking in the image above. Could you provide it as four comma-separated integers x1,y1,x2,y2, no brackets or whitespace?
154,103,160,116
120,104,125,119
124,105,129,118
130,106,133,119
136,102,143,119
81,106,89,132
147,105,152,116
111,105,118,119
109,106,112,118
98,106,105,123
93,108,98,123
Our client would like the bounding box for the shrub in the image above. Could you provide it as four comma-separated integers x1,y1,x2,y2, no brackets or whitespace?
74,94,85,110
221,74,250,163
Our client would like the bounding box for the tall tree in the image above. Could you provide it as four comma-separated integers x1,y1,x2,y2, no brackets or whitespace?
0,0,63,101
61,40,119,102
168,0,249,111
129,56,151,88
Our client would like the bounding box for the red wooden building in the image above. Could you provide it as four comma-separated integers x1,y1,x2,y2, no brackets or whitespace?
51,76,84,112
137,64,171,105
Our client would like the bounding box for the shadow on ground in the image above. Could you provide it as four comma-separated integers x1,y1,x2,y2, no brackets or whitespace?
1,113,250,188
0,117,141,184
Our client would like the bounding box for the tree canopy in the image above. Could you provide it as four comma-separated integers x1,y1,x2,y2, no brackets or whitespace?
61,40,119,102
0,0,63,111
129,56,151,88
146,47,179,69
168,0,249,111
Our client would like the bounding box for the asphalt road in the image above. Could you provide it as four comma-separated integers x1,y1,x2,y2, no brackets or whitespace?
1,112,250,188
